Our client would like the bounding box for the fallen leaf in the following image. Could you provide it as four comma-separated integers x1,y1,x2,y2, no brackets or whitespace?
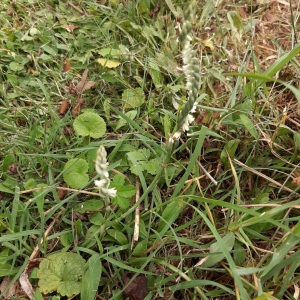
76,69,89,94
64,24,79,32
123,273,147,300
59,99,71,115
97,58,121,68
201,39,214,51
63,60,72,72
83,81,95,92
292,172,300,186
72,98,85,115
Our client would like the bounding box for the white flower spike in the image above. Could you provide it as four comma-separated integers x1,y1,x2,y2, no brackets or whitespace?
95,145,116,199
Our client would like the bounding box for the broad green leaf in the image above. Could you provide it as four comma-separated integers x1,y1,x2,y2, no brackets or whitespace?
37,252,85,297
132,239,148,256
220,139,240,167
239,114,258,138
122,88,145,109
63,158,89,189
143,157,160,175
9,61,23,72
90,212,104,225
157,200,185,233
33,288,44,300
74,200,104,213
148,61,162,87
127,148,160,175
115,110,137,130
0,263,18,276
202,233,235,267
107,229,128,245
110,175,136,210
73,112,106,138
252,292,276,300
2,154,14,172
81,255,102,300
98,48,120,57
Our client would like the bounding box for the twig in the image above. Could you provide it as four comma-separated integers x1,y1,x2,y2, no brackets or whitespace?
233,158,296,194
131,179,140,249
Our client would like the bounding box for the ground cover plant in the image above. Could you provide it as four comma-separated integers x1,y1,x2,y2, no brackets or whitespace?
1,0,300,299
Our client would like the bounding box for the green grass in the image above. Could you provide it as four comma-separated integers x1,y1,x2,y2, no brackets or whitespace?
1,0,300,299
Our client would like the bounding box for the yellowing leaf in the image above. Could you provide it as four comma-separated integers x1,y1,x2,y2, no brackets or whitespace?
97,58,121,68
202,39,215,51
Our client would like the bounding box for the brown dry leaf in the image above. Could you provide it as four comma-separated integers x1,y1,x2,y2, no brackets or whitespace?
292,173,300,186
76,69,89,94
0,277,17,299
59,99,71,115
57,184,68,199
7,163,18,175
149,1,161,18
64,24,79,32
63,60,72,72
237,7,247,18
72,98,85,115
61,125,74,136
83,81,96,92
123,274,147,300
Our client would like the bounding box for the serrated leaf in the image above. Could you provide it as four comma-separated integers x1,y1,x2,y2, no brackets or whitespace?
97,58,121,68
122,88,145,109
73,112,106,138
63,158,89,189
80,254,102,300
37,252,85,297
127,149,151,175
111,174,125,188
115,110,137,130
143,158,160,175
110,175,136,210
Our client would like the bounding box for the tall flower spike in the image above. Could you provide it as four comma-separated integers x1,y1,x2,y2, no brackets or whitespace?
175,1,200,134
95,145,117,199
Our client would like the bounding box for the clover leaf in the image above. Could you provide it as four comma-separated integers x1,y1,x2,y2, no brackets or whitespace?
73,112,106,138
109,175,136,210
63,158,89,189
37,252,85,298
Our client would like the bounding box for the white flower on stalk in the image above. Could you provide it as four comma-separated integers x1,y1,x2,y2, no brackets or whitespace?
168,131,182,144
95,145,116,199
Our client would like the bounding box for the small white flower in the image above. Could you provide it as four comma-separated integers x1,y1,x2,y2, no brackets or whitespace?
94,179,108,189
172,98,179,110
168,131,181,143
105,188,117,198
95,145,117,199
182,119,190,132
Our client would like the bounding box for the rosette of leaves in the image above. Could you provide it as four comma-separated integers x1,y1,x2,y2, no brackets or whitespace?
37,252,85,298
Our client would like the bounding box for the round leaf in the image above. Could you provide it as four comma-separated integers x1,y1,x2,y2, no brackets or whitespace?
63,158,89,189
37,252,85,297
73,112,106,138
